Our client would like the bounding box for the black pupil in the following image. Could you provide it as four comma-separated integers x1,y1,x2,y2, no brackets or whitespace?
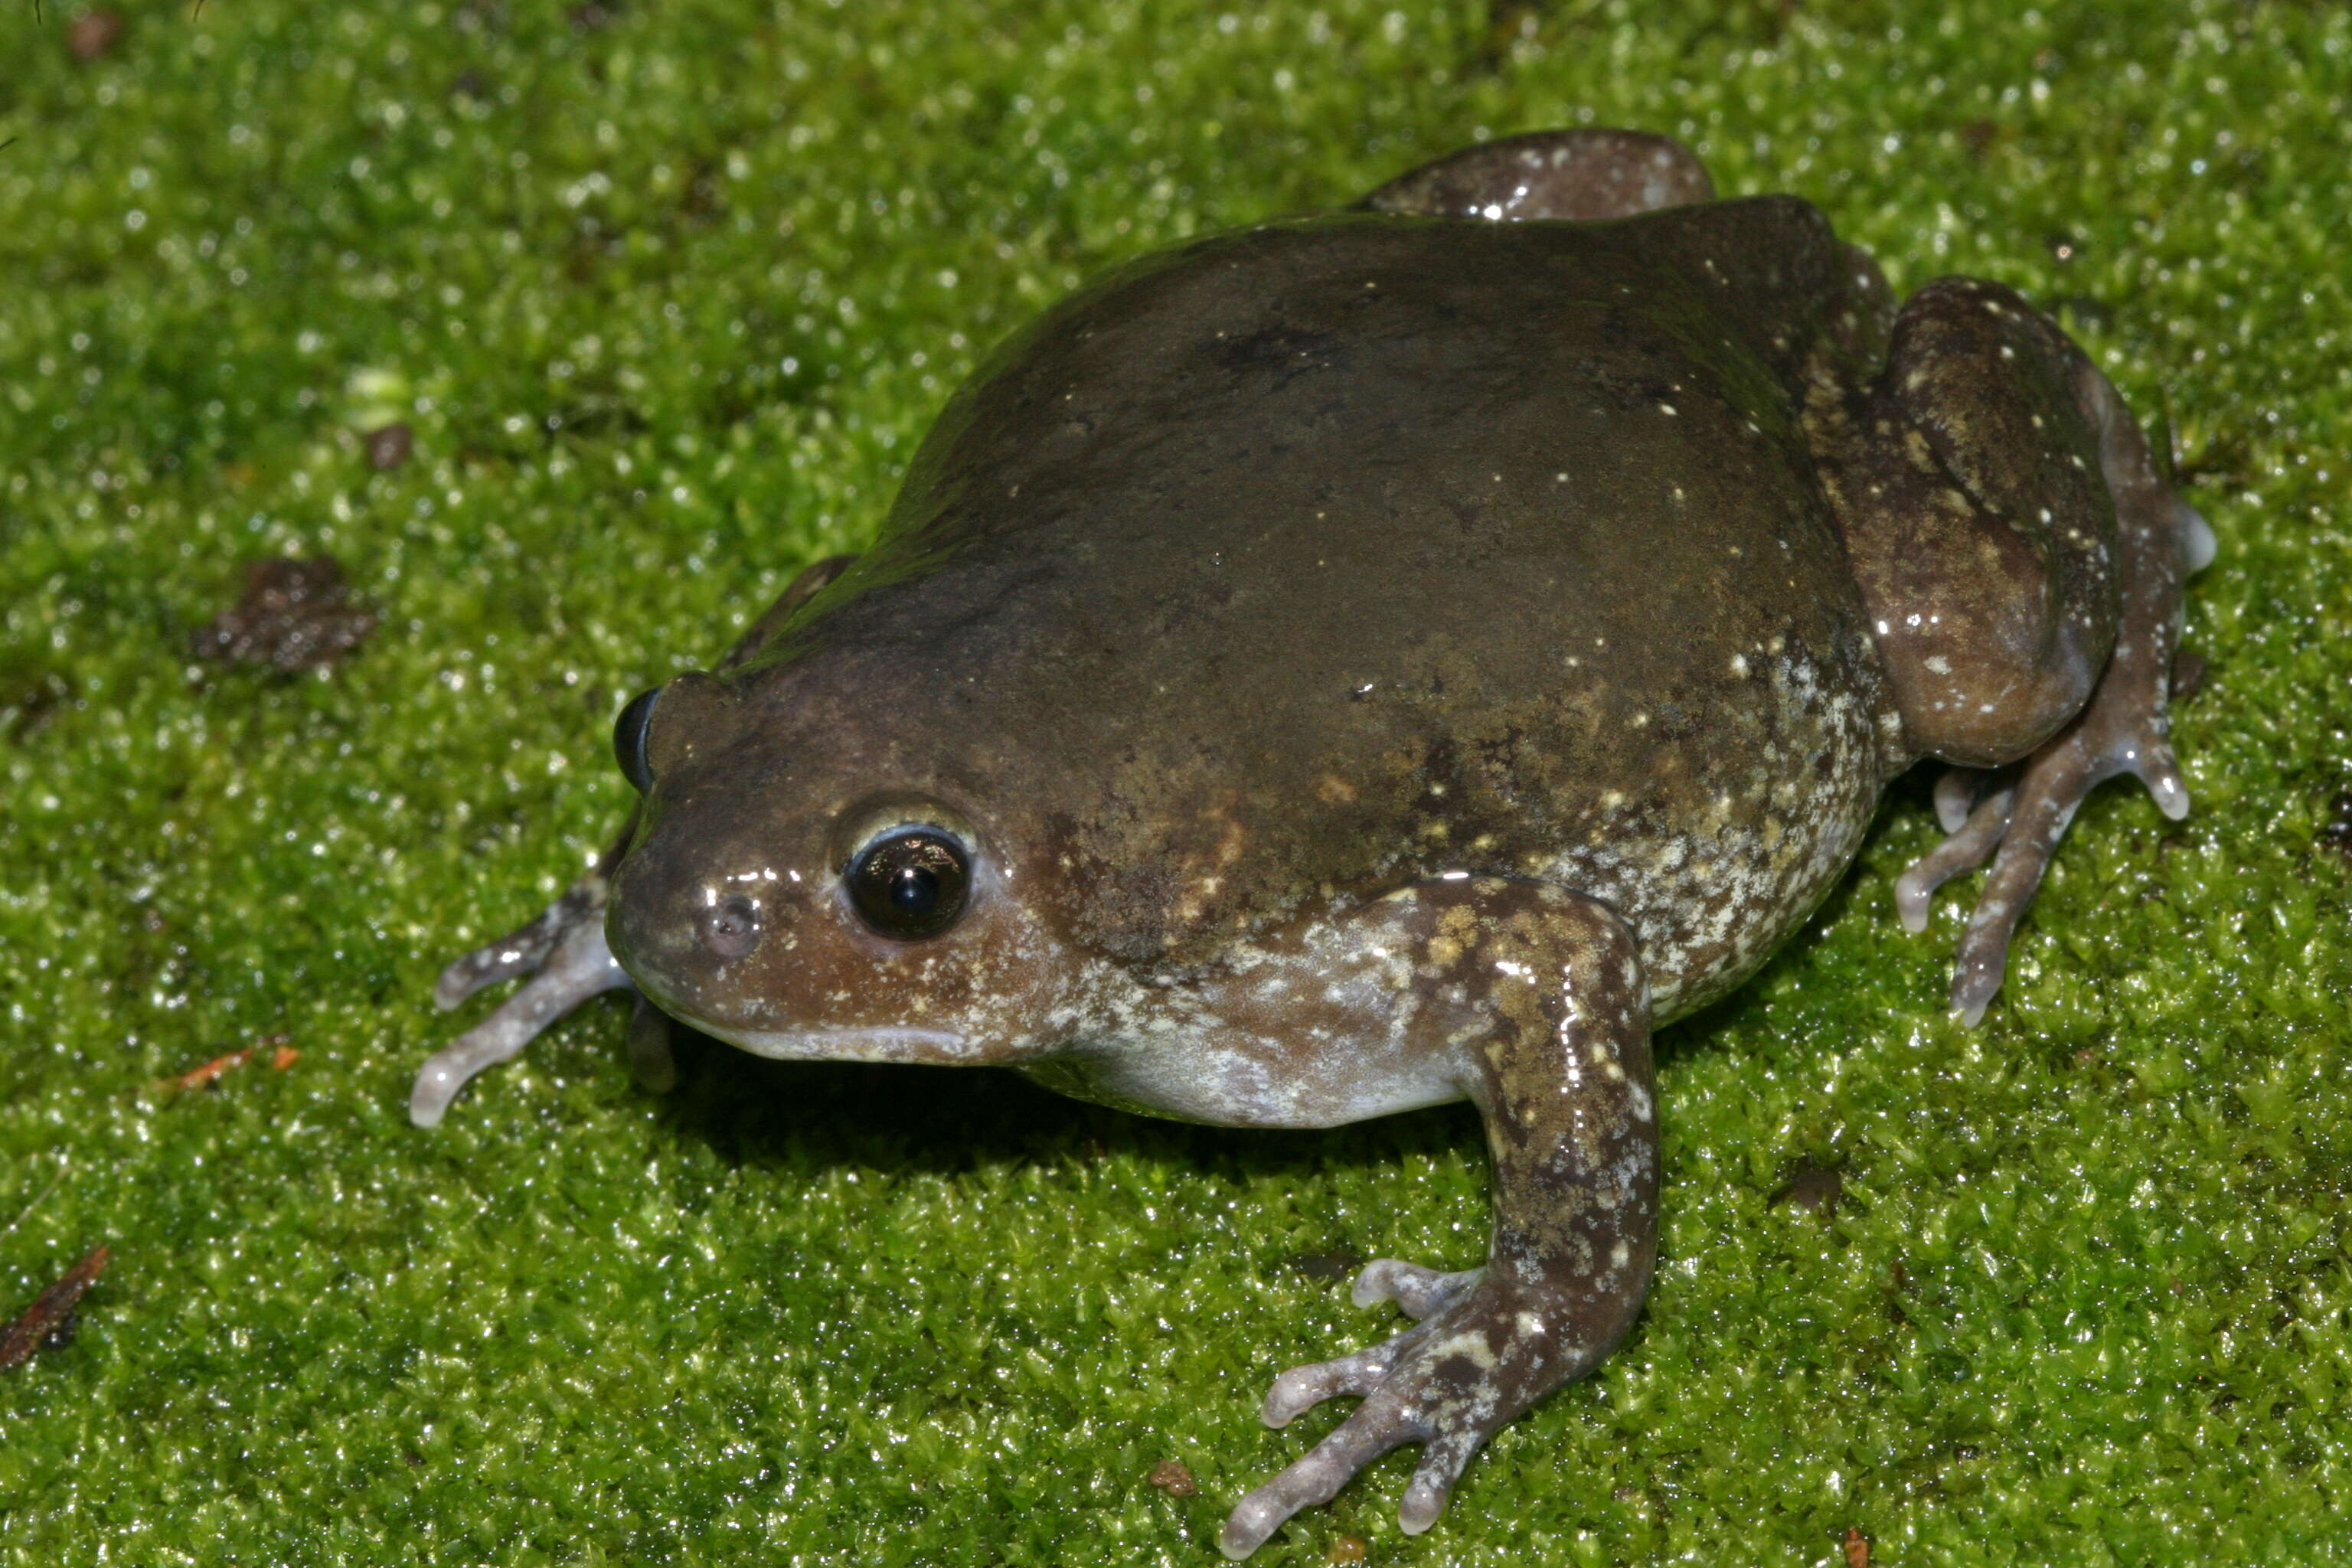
890,865,939,913
848,830,968,939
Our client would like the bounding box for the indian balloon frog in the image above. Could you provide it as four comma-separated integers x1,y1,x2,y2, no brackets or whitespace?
410,130,2212,1555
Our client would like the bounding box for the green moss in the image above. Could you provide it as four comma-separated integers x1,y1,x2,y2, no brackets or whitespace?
4,0,2349,1561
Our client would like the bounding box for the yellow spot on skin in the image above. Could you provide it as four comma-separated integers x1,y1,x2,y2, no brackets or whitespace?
1427,935,1463,969
1316,774,1358,805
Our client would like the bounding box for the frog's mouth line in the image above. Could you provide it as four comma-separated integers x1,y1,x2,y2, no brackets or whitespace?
691,1020,981,1065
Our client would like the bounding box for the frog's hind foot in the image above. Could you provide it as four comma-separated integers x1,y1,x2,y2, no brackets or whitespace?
1362,127,1712,222
410,864,639,1128
1896,372,2213,1026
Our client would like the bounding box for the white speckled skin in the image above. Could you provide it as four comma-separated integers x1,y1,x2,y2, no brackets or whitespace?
412,129,2209,1557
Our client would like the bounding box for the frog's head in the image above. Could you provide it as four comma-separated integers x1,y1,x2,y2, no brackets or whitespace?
603,668,1075,1066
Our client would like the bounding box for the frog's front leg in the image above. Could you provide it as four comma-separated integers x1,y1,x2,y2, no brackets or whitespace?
410,847,637,1127
1220,880,1656,1557
409,554,857,1127
1890,355,2213,1020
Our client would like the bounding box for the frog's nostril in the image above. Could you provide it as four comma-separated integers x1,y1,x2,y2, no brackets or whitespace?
699,893,762,961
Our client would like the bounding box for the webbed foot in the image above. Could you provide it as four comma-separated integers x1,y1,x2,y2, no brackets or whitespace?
1221,1268,1572,1557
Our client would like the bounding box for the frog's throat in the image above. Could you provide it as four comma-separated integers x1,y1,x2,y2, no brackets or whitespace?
688,1018,982,1065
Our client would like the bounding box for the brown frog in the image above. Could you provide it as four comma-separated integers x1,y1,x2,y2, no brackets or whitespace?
410,131,2212,1555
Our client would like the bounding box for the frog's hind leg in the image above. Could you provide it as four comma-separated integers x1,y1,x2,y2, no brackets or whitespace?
1832,280,2213,1023
1900,391,2210,1021
1361,128,1712,221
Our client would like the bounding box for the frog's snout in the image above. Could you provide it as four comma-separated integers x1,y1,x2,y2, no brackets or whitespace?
698,893,763,960
604,845,780,1025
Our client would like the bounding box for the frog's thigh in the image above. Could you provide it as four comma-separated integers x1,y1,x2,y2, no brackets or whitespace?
1824,277,2133,766
1361,128,1712,221
1222,878,1657,1557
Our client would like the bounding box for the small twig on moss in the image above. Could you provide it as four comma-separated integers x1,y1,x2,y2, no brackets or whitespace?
0,1246,110,1374
0,1156,69,1245
152,1033,294,1093
162,1046,256,1091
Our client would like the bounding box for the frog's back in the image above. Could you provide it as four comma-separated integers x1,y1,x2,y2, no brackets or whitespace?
779,203,1891,1006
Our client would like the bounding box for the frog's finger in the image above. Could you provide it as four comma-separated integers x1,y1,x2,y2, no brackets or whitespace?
1221,1400,1414,1560
626,995,678,1093
433,883,593,1008
1947,776,2082,1025
1259,1314,1441,1426
1932,764,1991,834
1397,1422,1489,1536
1351,1259,1481,1321
2132,736,2191,822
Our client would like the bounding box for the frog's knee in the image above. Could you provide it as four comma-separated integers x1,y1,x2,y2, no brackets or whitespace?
1361,129,1712,222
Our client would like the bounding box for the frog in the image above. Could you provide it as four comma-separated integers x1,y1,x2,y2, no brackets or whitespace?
408,129,2213,1556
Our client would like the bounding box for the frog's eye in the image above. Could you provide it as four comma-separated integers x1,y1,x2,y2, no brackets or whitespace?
613,687,660,794
845,828,971,940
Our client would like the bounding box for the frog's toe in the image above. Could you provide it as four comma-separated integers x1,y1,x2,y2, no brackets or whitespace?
1895,769,2016,935
1350,1259,1482,1320
1259,1314,1439,1429
1396,1423,1486,1534
1222,1400,1393,1559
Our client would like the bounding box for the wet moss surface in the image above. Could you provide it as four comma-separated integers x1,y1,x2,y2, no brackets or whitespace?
4,1,2350,1562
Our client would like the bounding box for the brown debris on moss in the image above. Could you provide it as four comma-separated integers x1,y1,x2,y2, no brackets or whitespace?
0,1246,110,1374
190,559,378,673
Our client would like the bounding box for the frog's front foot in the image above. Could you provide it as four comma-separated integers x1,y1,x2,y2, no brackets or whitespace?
1215,880,1658,1557
1350,1258,1481,1321
1221,1271,1573,1557
410,864,638,1127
